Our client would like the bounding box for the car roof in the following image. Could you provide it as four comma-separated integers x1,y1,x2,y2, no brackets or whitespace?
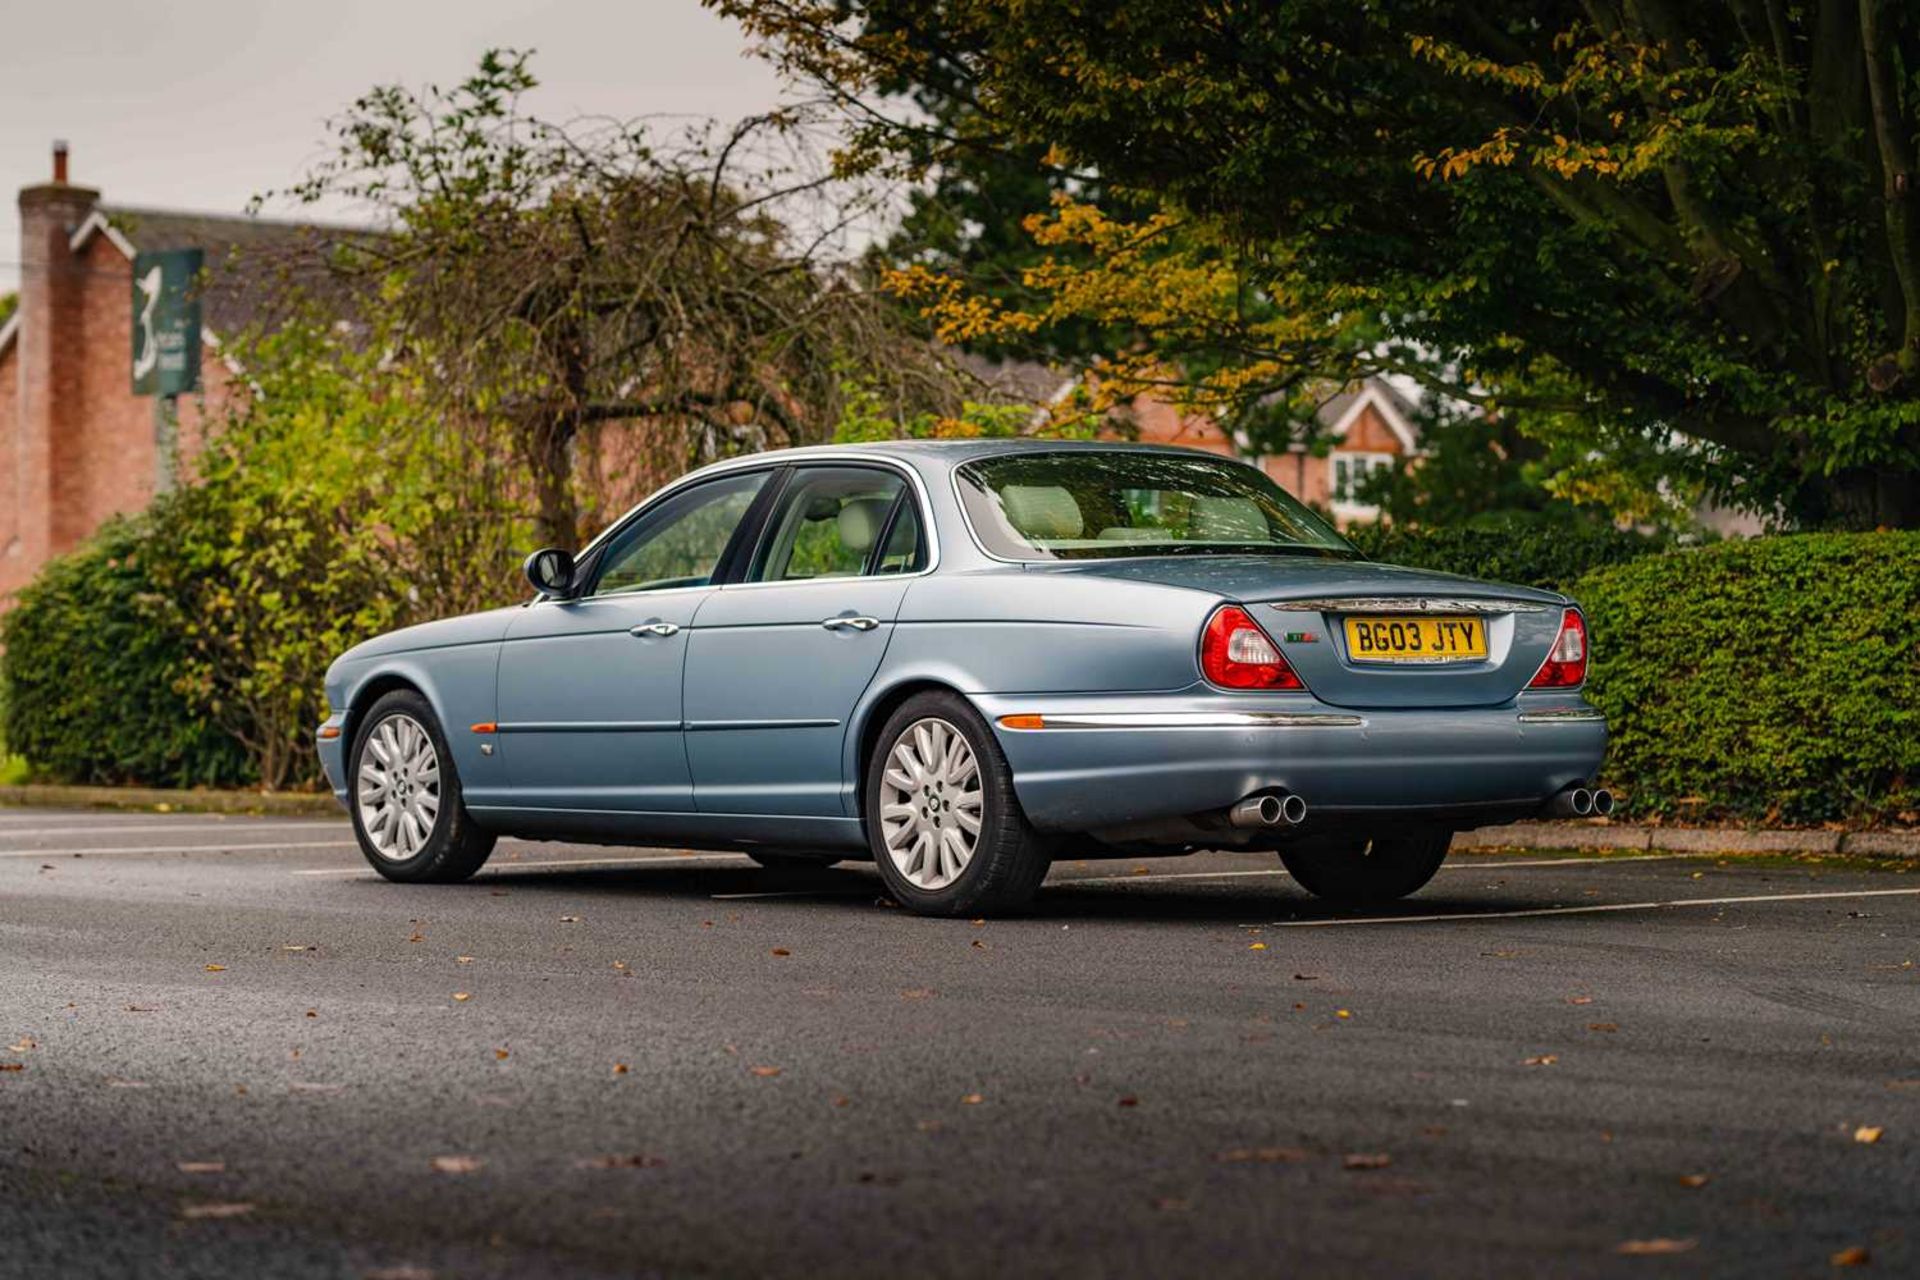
695,437,1250,471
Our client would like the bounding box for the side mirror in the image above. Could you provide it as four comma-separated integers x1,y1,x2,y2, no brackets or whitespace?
524,547,578,598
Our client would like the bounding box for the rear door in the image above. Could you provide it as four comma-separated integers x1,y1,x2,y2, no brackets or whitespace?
495,469,773,811
682,463,927,816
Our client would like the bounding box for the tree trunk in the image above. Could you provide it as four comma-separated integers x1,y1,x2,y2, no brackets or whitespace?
524,415,581,549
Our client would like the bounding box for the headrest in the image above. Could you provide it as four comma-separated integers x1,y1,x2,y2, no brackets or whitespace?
837,497,892,554
999,485,1084,540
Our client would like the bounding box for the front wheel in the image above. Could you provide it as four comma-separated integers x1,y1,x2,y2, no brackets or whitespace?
865,691,1051,917
1279,831,1449,906
349,691,496,883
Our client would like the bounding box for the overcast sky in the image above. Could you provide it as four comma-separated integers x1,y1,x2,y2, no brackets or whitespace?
0,0,791,293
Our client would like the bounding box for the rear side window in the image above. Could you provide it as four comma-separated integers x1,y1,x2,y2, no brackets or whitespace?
748,466,919,582
955,451,1353,561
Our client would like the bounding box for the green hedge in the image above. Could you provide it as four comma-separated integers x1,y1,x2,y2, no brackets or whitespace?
1576,532,1920,826
1346,516,1666,590
0,516,250,788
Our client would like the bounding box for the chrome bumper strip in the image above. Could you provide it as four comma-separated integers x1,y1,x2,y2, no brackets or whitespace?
1011,712,1366,730
1516,708,1607,724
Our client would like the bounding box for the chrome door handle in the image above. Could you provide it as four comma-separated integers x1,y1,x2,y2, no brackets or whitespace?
821,616,880,632
630,622,681,637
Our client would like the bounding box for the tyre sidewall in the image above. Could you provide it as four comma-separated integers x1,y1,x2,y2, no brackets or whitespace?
864,692,1040,916
348,691,471,881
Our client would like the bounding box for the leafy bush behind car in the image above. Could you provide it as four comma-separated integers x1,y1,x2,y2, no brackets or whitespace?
1575,533,1920,826
0,515,251,788
1344,516,1667,591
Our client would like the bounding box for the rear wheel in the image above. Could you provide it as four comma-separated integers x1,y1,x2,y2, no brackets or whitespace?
1279,831,1449,906
865,691,1051,917
349,691,496,883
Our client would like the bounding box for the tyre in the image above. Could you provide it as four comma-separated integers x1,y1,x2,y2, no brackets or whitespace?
864,691,1051,917
746,852,844,870
1279,831,1450,906
348,690,496,883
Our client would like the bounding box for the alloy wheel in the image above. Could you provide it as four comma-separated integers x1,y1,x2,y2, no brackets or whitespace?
879,717,984,890
356,713,442,861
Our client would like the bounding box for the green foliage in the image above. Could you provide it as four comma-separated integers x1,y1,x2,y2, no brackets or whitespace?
1346,516,1668,591
0,322,530,791
0,516,250,788
719,0,1920,527
833,377,1092,442
1577,534,1920,825
0,291,16,328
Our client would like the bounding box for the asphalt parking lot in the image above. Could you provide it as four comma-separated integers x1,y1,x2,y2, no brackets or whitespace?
2,807,1916,1278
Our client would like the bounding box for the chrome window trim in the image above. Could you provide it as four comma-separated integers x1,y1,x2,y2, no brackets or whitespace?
577,453,941,589
1001,711,1366,730
1269,597,1555,614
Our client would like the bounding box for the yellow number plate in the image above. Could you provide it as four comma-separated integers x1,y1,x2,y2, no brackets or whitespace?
1343,615,1487,663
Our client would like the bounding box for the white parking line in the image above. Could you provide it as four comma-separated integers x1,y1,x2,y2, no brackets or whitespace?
0,821,345,840
293,853,753,878
1270,886,1920,927
2,840,358,859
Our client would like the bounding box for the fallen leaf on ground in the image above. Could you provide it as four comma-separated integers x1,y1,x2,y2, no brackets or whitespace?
1677,1173,1709,1188
451,993,471,1003
559,915,582,923
494,1049,509,1061
1343,1153,1392,1170
176,1161,225,1174
612,1063,629,1076
1853,1125,1883,1144
1215,1147,1310,1164
7,1038,36,1053
178,1201,253,1220
1615,1238,1696,1256
1567,996,1594,1005
611,961,629,973
960,1093,984,1105
1522,1055,1559,1067
771,948,791,957
430,1155,482,1174
749,1065,781,1078
281,945,313,952
1831,1246,1871,1267
125,1005,159,1013
1248,943,1267,951
1293,974,1320,981
305,1010,318,1019
1130,867,1151,877
0,1063,24,1073
203,964,226,973
1117,1095,1140,1107
900,988,935,1000
455,956,474,965
575,1154,666,1169
1335,1009,1352,1019
970,939,987,950
407,933,425,944
1587,1023,1619,1033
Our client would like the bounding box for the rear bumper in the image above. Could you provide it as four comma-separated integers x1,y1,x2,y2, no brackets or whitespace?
977,689,1606,833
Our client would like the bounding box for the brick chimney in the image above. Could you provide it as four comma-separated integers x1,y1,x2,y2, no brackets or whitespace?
8,141,101,577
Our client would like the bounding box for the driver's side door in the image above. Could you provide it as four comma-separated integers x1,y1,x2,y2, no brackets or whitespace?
494,469,772,812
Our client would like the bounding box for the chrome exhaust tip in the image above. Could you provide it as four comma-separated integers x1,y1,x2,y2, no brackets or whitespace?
1590,788,1615,817
1279,793,1308,826
1544,786,1595,818
1229,795,1285,828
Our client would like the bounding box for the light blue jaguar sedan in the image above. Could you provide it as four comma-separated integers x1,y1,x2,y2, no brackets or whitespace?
316,441,1607,916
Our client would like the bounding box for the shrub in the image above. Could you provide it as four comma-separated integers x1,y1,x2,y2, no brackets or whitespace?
1345,515,1667,591
1576,533,1920,826
0,516,250,787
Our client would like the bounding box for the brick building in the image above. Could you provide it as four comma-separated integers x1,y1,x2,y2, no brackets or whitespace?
1,145,341,603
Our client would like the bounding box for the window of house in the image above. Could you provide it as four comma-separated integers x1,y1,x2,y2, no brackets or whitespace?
1331,452,1395,515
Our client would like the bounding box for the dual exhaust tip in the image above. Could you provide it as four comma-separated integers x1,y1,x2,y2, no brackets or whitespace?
1548,786,1615,819
1229,792,1308,829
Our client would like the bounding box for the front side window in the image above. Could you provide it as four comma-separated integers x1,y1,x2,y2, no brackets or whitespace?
590,470,768,596
749,466,917,582
955,450,1354,561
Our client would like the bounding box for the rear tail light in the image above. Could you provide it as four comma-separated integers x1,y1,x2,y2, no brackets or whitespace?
1201,606,1304,690
1527,608,1588,688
